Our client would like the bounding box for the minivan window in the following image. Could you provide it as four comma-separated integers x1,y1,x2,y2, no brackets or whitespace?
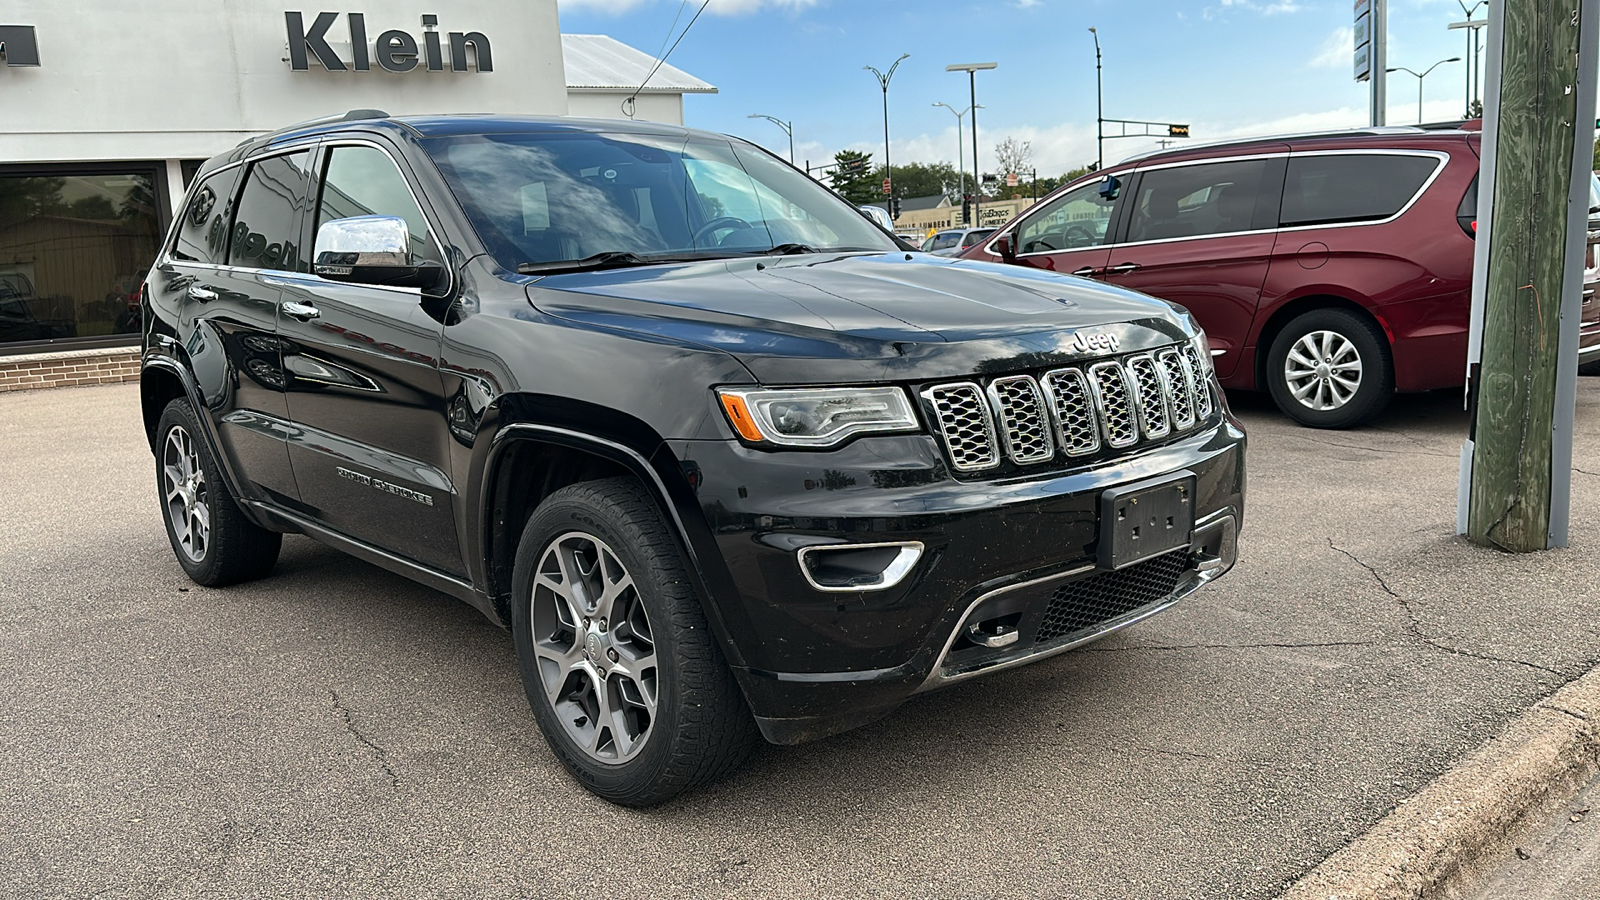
317,145,440,266
1125,159,1269,244
228,152,311,272
172,166,244,265
1280,153,1439,228
1016,181,1115,254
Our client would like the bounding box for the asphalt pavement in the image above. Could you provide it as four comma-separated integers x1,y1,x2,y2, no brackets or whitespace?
3,380,1599,899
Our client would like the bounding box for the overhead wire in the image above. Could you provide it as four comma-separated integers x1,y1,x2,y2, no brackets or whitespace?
624,0,713,118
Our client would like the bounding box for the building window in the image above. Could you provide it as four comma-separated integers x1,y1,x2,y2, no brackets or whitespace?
0,164,166,352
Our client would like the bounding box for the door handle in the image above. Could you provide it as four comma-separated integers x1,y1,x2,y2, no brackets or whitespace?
1107,263,1141,275
187,285,218,303
281,300,321,321
1071,266,1099,277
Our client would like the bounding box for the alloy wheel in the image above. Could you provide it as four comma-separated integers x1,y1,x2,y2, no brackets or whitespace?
162,425,211,563
1284,329,1364,411
530,531,658,764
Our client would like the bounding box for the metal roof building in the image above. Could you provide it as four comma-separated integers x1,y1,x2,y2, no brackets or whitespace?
562,34,718,125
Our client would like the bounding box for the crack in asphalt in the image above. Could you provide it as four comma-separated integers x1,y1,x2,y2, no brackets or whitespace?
1129,745,1218,763
1575,467,1600,478
1327,539,1566,678
1544,704,1591,724
1083,640,1375,653
331,690,400,788
1287,433,1455,459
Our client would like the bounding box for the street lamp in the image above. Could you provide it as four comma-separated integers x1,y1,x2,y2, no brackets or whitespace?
933,102,982,221
946,62,997,226
1455,1,1488,117
865,54,910,215
1386,57,1462,124
1089,27,1104,171
747,114,794,164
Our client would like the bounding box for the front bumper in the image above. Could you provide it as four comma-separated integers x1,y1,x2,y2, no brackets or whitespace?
671,415,1246,744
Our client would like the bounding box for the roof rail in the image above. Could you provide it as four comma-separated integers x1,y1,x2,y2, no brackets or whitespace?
235,109,391,147
1117,124,1431,166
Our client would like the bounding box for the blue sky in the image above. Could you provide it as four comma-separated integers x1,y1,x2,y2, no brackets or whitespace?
558,0,1505,180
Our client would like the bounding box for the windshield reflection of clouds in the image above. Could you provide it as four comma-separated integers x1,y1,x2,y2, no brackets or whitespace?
428,132,896,269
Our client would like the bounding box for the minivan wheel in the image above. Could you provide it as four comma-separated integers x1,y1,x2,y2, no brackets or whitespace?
1266,308,1394,428
155,398,282,585
510,477,757,807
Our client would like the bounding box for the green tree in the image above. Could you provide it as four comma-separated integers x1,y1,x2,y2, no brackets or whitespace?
829,150,879,205
869,162,960,202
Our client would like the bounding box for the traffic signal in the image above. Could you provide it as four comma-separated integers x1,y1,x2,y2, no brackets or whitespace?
1168,124,1191,138
961,195,972,224
890,197,901,218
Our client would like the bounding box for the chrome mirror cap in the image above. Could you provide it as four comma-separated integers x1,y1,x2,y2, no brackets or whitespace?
313,215,410,275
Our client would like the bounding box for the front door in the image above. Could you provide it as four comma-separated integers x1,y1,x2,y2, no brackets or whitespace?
276,142,464,576
1098,157,1285,380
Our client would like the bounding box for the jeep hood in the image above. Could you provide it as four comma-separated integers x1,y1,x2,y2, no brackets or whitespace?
525,252,1194,384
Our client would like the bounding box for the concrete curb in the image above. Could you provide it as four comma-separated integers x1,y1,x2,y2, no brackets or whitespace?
1280,667,1600,900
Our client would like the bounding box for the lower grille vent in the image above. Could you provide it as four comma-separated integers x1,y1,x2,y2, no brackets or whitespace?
1035,550,1191,643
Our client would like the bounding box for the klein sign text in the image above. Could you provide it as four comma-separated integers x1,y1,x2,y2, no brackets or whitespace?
286,12,492,73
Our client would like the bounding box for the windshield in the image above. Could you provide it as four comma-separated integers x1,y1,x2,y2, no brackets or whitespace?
423,131,899,270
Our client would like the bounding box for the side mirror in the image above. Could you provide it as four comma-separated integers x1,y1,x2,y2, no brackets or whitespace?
314,215,441,290
1097,174,1120,201
994,232,1017,261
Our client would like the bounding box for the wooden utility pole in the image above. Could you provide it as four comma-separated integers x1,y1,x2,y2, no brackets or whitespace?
1461,0,1598,551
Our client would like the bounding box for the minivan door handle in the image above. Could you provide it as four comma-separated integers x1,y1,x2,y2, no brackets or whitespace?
1107,263,1141,275
281,300,322,321
1071,266,1099,277
187,285,218,303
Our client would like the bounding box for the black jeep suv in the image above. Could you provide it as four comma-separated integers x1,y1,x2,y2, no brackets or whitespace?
140,112,1246,806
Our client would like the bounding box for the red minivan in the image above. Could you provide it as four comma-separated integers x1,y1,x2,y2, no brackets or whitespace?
964,125,1600,427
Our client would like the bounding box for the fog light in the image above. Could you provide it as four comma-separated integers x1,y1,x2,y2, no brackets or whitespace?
797,541,923,592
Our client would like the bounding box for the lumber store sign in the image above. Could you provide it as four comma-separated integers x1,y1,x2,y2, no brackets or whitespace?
286,12,492,73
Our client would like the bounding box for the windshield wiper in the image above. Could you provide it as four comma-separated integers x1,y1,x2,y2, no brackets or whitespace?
517,251,660,275
763,243,821,255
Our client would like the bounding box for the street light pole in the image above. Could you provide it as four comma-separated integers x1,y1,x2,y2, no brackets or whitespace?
1455,1,1487,116
947,62,997,227
933,102,981,222
1089,27,1103,171
747,114,794,164
1386,57,1462,124
865,54,910,215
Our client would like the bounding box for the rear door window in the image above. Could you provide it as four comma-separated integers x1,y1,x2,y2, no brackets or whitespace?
228,151,312,272
172,166,245,265
1280,153,1440,227
1125,159,1270,244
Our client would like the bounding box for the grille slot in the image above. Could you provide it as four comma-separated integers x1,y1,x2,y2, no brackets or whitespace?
1041,368,1102,457
987,375,1055,464
1088,362,1139,448
922,382,999,472
1035,550,1192,643
1182,344,1215,419
1157,349,1196,430
1125,355,1171,439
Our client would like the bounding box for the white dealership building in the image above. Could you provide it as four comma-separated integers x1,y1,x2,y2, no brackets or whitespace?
0,0,714,366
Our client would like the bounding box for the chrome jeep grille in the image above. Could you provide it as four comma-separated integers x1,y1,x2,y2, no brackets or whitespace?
922,342,1213,475
922,382,999,472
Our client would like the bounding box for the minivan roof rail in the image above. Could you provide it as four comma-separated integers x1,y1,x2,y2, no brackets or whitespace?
1118,124,1432,166
236,109,392,147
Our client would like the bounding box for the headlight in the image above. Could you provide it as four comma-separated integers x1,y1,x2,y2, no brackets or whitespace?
717,386,919,447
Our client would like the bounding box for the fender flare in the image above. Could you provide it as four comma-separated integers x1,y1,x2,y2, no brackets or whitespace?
483,423,748,668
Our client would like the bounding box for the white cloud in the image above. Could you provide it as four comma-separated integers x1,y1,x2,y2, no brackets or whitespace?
560,0,820,15
1206,0,1303,17
1310,27,1354,69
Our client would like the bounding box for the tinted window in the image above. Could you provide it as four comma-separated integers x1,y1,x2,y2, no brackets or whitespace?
317,145,440,265
962,228,996,247
173,166,243,265
930,232,960,250
229,152,311,272
1280,154,1438,227
1126,159,1269,244
1016,181,1115,253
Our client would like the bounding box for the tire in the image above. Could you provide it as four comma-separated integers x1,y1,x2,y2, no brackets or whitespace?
1265,308,1394,429
511,477,757,807
1580,358,1600,377
155,398,282,586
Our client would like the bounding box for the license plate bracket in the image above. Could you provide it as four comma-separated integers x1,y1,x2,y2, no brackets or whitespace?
1099,471,1196,570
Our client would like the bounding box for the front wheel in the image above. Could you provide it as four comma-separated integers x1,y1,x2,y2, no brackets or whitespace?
1265,308,1394,428
511,477,757,806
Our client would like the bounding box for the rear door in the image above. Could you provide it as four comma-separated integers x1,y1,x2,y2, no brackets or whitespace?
275,140,464,576
155,151,311,502
1100,154,1286,378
